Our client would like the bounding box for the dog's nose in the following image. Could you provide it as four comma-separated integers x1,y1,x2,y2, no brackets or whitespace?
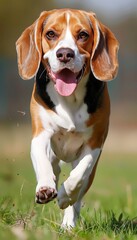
56,48,75,63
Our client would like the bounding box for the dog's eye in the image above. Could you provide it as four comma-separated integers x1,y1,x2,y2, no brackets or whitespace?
78,31,89,41
46,30,56,40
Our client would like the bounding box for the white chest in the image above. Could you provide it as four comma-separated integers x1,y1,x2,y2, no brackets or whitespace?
39,79,93,162
39,100,92,162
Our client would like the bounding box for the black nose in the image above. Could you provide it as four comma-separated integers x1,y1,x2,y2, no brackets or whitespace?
56,48,75,63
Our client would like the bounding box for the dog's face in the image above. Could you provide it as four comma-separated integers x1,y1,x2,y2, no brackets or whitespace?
16,9,119,96
42,10,94,96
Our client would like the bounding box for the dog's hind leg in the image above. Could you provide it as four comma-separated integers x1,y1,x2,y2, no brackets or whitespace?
60,156,100,228
62,200,81,229
57,146,101,209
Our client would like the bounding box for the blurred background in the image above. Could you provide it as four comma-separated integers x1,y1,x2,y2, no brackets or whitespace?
0,0,137,158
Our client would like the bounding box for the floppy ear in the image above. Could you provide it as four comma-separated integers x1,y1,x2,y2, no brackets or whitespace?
88,13,119,81
16,11,50,80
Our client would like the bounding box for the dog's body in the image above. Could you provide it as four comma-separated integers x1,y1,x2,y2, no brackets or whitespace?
16,9,119,228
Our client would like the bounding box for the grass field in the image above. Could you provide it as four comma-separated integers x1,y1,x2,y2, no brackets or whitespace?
0,124,137,239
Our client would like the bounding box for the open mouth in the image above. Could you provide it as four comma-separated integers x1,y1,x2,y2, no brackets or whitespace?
46,64,86,97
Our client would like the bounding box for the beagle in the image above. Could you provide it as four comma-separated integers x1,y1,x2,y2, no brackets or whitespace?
16,9,119,228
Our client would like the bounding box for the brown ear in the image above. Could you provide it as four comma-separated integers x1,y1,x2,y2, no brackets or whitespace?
88,13,119,81
16,11,49,80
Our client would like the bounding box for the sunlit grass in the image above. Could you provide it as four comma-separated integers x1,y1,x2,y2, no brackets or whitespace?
0,149,137,239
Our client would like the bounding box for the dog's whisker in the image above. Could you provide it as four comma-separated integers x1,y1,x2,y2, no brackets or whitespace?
39,67,46,79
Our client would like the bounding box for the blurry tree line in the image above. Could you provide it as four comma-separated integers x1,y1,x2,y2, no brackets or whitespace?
0,0,137,120
0,0,56,57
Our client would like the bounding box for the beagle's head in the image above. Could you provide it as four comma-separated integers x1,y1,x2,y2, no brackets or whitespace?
16,9,119,96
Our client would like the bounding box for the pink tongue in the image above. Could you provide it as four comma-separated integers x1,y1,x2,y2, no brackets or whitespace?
54,69,77,96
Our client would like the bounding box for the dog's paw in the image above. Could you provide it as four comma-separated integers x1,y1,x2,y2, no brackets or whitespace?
57,183,77,209
57,185,70,209
36,187,57,204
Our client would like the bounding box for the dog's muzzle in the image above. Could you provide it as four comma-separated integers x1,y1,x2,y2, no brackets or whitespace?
45,59,86,97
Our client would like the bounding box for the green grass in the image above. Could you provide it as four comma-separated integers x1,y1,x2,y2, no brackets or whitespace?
0,151,137,240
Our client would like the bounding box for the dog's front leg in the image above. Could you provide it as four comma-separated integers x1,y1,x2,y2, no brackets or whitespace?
57,146,101,209
31,130,58,204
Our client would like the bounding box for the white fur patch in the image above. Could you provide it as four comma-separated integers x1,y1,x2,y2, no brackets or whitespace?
62,202,81,228
38,100,92,162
